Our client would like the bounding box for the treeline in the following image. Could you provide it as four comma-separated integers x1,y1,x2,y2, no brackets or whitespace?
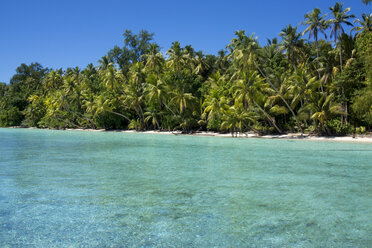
1,2,371,135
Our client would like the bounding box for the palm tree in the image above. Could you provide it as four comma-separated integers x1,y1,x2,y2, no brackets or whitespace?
216,50,230,73
100,63,123,90
144,74,175,116
144,107,160,129
202,94,229,129
261,38,283,71
279,25,304,71
42,70,62,93
221,106,257,137
231,71,283,133
301,8,328,81
170,89,197,115
288,64,319,111
328,2,355,72
228,31,259,71
352,13,372,34
98,56,112,70
316,40,338,88
309,92,346,135
85,94,131,124
141,43,164,75
169,88,198,131
193,51,209,75
124,62,146,127
362,0,372,4
228,31,303,133
166,42,188,73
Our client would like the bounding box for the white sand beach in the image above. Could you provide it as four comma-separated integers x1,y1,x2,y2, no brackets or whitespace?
7,127,372,143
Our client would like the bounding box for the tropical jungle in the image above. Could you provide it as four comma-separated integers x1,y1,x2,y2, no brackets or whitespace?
1,2,371,136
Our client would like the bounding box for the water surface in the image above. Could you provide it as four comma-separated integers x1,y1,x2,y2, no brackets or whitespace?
1,128,371,247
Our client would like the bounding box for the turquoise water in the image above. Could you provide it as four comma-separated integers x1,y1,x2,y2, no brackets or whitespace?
0,128,371,247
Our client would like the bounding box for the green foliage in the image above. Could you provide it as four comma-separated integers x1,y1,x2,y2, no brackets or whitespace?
0,106,23,126
356,30,372,83
1,8,370,135
351,87,372,126
327,119,353,135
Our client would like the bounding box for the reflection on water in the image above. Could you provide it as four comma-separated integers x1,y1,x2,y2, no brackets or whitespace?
0,128,372,247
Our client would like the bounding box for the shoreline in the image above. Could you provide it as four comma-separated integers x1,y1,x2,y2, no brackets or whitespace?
4,126,372,143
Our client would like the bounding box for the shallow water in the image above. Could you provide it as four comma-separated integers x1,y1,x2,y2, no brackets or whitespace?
0,128,371,247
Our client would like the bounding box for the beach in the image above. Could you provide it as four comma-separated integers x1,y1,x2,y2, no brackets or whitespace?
7,127,372,143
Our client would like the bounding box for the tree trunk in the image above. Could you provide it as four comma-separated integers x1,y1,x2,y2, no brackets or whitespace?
106,109,131,122
339,40,343,72
253,99,282,134
315,39,324,93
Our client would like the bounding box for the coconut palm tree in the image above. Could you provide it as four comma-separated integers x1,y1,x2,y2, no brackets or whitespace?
144,74,175,117
144,107,160,129
170,89,197,116
166,42,188,73
85,94,131,124
316,40,338,88
288,64,319,111
231,71,283,133
193,51,209,75
279,25,304,71
141,43,164,75
124,62,146,127
42,70,62,93
202,94,229,129
352,13,372,34
221,106,257,137
100,63,123,90
98,56,112,70
302,8,328,57
309,92,346,135
228,31,303,133
301,8,328,82
328,2,355,72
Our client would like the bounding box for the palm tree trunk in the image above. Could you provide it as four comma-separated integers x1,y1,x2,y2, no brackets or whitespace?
253,99,282,134
106,109,131,122
315,39,324,93
339,40,343,72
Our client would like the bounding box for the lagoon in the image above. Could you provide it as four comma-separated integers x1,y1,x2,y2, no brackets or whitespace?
0,128,371,247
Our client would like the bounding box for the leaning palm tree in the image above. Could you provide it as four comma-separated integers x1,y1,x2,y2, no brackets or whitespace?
328,2,355,72
231,71,283,133
228,31,303,133
352,13,372,34
362,0,372,5
301,8,328,69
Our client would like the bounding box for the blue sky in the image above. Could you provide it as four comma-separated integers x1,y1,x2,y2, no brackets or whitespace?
0,0,370,83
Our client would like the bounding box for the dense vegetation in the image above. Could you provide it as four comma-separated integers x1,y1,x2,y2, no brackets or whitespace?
1,2,371,135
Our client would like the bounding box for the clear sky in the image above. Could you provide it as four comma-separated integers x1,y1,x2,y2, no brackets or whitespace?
0,0,370,83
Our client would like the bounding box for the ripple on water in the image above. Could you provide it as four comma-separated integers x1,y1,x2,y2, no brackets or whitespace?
0,128,372,247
